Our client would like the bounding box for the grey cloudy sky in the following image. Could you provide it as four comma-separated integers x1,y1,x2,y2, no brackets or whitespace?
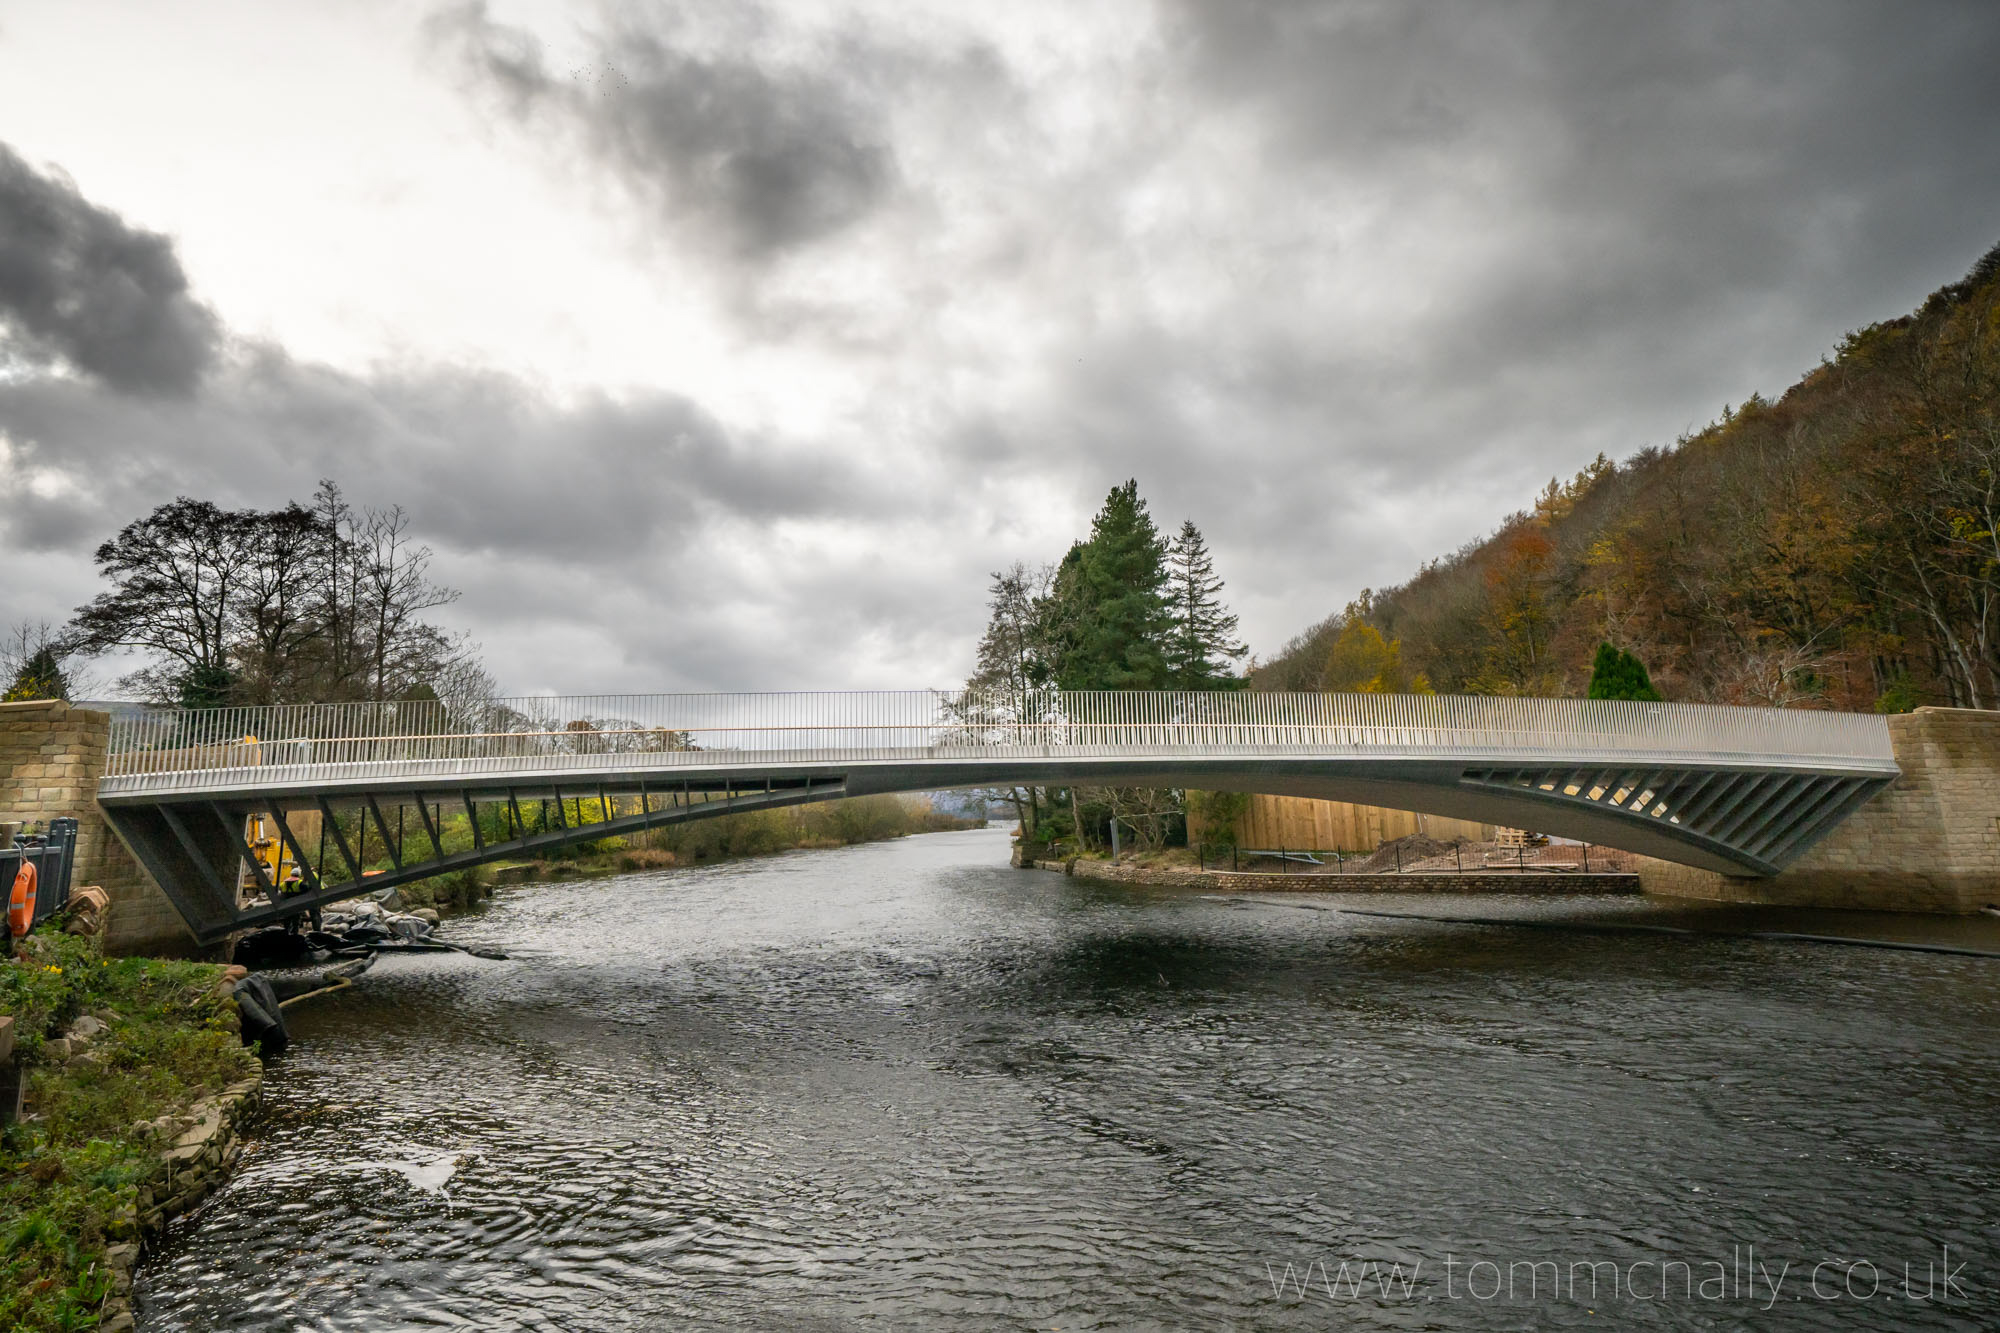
2,0,1997,696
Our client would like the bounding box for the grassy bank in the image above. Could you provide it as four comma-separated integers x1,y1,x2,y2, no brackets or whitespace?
525,794,985,879
300,794,986,912
1,929,256,1332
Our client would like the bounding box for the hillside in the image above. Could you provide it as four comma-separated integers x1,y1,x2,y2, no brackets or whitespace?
1253,242,2000,713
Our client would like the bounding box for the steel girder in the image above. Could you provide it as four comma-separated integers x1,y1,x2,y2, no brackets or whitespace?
95,748,1898,946
100,775,844,945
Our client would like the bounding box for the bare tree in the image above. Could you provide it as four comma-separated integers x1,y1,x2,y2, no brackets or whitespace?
963,561,1056,835
230,502,326,704
68,497,258,705
65,480,480,707
356,503,460,702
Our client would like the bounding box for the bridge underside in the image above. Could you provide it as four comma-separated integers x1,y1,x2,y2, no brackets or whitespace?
98,754,1894,945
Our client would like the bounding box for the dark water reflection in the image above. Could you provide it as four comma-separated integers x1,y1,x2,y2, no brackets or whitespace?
137,827,2000,1329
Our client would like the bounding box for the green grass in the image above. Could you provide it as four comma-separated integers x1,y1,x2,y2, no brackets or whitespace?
2,929,257,1332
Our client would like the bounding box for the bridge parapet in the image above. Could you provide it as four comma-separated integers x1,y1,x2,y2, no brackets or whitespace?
84,689,1901,944
101,689,1896,796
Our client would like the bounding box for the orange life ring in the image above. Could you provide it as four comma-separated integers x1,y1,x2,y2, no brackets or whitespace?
7,859,36,938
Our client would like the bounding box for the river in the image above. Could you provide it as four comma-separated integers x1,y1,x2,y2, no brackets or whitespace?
136,825,1999,1329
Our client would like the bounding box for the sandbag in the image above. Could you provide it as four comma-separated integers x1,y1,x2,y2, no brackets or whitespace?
232,974,290,1055
63,886,109,937
233,927,323,969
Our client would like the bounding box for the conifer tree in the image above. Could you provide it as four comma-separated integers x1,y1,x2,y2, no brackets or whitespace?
1049,480,1174,690
1165,519,1246,688
2,642,71,702
1586,642,1663,701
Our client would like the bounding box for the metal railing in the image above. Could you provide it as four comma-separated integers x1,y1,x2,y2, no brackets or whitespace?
4,817,77,930
98,690,1897,796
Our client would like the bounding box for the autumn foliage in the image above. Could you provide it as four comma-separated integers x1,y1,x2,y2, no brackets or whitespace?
1257,241,2000,711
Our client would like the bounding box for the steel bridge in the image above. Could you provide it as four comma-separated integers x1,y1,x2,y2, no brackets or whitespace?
93,690,1899,944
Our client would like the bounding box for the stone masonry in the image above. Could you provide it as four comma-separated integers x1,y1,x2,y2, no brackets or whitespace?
1020,849,1640,896
1638,706,2000,913
0,699,193,954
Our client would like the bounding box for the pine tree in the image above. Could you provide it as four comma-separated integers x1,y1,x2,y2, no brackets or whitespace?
1049,480,1174,690
1165,519,1246,688
3,643,70,702
1586,642,1663,701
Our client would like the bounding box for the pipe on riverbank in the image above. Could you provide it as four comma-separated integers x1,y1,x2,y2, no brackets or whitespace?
278,975,354,1009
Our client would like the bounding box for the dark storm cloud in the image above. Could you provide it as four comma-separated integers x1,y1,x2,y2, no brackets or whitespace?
0,350,873,562
0,336,947,690
971,0,2000,622
8,1,2000,692
436,4,896,260
0,142,220,394
1159,0,2000,384
0,127,974,692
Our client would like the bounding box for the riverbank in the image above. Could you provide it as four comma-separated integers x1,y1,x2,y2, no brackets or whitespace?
2,927,261,1332
1017,843,1642,895
487,795,985,886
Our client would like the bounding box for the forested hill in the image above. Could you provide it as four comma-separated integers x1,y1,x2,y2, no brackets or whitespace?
1253,241,2000,713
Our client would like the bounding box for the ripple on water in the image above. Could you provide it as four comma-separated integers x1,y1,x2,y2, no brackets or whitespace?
137,829,2000,1330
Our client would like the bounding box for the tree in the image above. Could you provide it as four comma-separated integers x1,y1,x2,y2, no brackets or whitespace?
1586,642,1663,701
1037,481,1177,854
1476,524,1562,695
2,623,72,701
1321,595,1432,693
1049,480,1174,690
1165,519,1246,688
1252,239,2000,711
299,481,463,703
1185,788,1250,850
968,561,1053,696
963,561,1057,836
231,501,325,704
66,481,479,706
354,502,460,702
68,497,253,704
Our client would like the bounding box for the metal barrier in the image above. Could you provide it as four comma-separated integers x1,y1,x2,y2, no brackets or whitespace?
101,689,1897,795
89,690,1901,943
5,816,77,932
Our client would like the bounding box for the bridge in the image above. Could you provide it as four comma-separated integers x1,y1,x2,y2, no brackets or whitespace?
93,690,1900,944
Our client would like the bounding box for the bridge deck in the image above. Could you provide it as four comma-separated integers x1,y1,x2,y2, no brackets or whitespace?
92,690,1899,942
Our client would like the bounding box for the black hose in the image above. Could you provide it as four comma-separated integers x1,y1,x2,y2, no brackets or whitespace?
1207,897,2000,960
1731,929,2000,960
1338,906,1701,938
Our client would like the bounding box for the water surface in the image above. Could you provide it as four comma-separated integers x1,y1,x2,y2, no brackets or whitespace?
138,827,2000,1329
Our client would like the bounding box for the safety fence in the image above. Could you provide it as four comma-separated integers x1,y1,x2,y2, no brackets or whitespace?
4,817,77,932
101,689,1898,795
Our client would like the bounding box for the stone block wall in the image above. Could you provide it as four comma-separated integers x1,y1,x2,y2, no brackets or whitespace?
0,700,193,954
1029,855,1639,896
1638,707,2000,913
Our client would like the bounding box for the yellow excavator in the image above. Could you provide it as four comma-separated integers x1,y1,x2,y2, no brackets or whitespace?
240,812,305,899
